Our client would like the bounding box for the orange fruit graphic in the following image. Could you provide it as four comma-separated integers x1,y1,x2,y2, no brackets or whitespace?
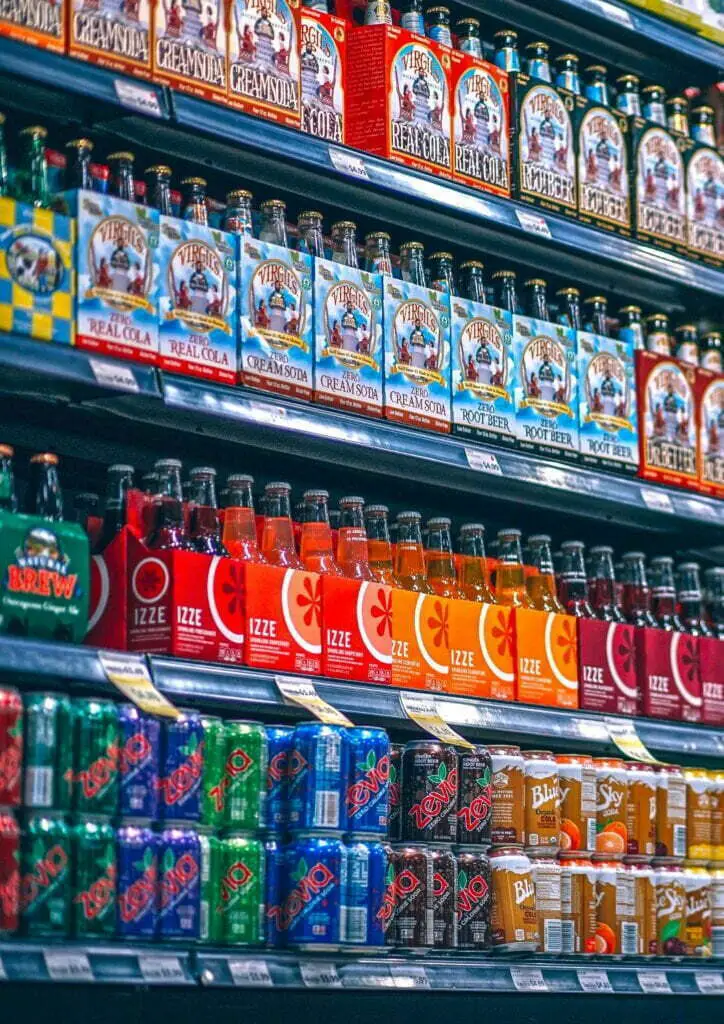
544,614,578,691
594,923,616,954
414,595,449,676
559,818,580,851
596,822,627,855
281,569,322,655
356,582,392,665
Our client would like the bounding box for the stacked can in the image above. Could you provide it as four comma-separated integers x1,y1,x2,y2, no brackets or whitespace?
557,754,597,955
652,764,688,957
623,762,658,958
710,771,724,958
0,686,22,938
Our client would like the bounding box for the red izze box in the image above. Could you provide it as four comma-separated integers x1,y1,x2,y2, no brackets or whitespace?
243,562,322,675
321,576,392,685
578,619,638,716
700,635,724,726
637,628,701,722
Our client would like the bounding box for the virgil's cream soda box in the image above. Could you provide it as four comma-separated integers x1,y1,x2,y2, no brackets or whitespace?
686,145,724,267
700,636,724,726
513,315,578,460
448,599,515,701
637,630,701,723
513,609,579,709
696,367,724,498
300,7,345,142
384,276,451,433
346,25,452,180
391,590,450,693
575,103,631,236
578,620,638,716
577,331,638,474
69,0,152,78
158,217,237,384
0,0,64,51
244,563,322,674
240,236,313,399
313,258,383,417
450,50,510,197
322,577,392,685
229,0,301,128
631,117,689,256
153,0,227,103
451,297,515,446
636,351,698,491
64,189,159,364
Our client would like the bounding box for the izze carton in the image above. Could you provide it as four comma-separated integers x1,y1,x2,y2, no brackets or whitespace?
513,608,579,709
686,145,724,266
637,629,701,722
69,0,152,79
448,599,515,701
578,619,638,716
153,0,227,103
636,351,698,491
383,276,451,433
240,236,313,400
700,636,724,726
321,576,392,685
696,367,724,498
158,216,237,384
451,296,515,446
513,315,578,460
313,257,383,417
0,0,65,52
228,0,301,128
391,590,450,693
575,103,631,236
577,331,638,474
450,50,510,197
301,6,345,142
244,563,321,675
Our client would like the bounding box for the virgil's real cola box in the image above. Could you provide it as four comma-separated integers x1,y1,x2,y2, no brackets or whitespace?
575,102,631,236
448,599,515,701
700,636,724,726
450,50,510,197
695,367,724,498
636,351,698,491
578,619,638,716
383,276,451,433
321,576,392,685
0,0,65,52
629,116,690,256
637,629,701,723
69,0,152,79
313,257,383,417
153,0,227,103
346,24,452,180
300,7,345,142
391,590,450,693
451,296,515,446
686,144,724,267
577,331,638,474
513,608,579,710
228,0,301,128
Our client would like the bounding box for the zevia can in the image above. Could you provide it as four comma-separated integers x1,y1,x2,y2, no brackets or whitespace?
217,832,265,946
0,686,22,808
455,848,491,950
624,762,656,862
683,865,711,957
0,810,19,936
20,812,71,937
489,847,538,950
530,853,562,953
118,704,161,821
344,837,387,948
654,862,686,956
457,746,492,848
387,744,403,843
68,697,120,816
71,816,116,939
289,723,349,833
22,692,72,812
684,768,712,866
285,833,346,950
556,754,596,855
158,825,201,940
159,710,204,823
559,856,597,954
345,727,390,837
385,843,433,949
655,765,687,862
116,822,158,940
266,725,293,832
593,757,628,861
401,740,458,844
197,826,222,944
264,834,286,949
523,750,560,857
430,846,457,949
489,745,525,847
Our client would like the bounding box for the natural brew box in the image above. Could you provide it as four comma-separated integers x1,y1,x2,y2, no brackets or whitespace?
578,620,638,716
0,0,65,52
636,351,698,491
391,590,450,693
448,599,515,701
686,144,724,267
575,102,631,236
513,608,579,710
153,0,227,103
69,0,152,79
629,115,690,257
451,297,515,446
637,629,701,722
450,50,510,198
229,0,301,128
346,24,452,181
577,331,638,474
321,577,392,685
695,367,724,498
300,6,345,143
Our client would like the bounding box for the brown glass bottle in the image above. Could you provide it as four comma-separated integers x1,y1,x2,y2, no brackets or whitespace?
649,555,682,632
426,517,463,598
99,463,134,551
457,523,495,604
364,505,399,586
188,466,227,556
495,528,534,607
526,534,564,612
145,459,193,550
703,567,724,638
395,511,433,593
621,551,657,628
25,453,63,521
587,545,625,622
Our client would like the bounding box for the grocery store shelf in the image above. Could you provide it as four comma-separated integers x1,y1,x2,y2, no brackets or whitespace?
0,941,193,984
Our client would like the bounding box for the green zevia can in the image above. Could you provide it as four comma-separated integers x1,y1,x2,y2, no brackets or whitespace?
71,816,116,938
23,692,73,811
20,811,71,937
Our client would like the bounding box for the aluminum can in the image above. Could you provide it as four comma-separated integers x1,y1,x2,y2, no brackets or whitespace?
22,692,72,810
655,765,687,862
20,811,71,937
71,816,116,938
68,698,120,816
197,825,222,943
289,723,349,832
199,716,225,829
0,685,22,807
345,727,390,837
523,750,559,858
653,861,686,955
157,824,201,940
159,710,204,823
457,746,492,848
530,853,562,953
556,753,596,855
217,832,265,945
116,821,158,940
401,740,458,844
559,856,597,954
489,847,538,951
593,757,627,861
264,833,286,948
343,837,387,947
266,725,293,832
0,809,19,935
221,721,268,830
489,745,525,847
430,846,457,948
284,832,347,950
118,704,161,820
385,843,433,949
624,762,656,862
387,744,403,842
455,847,491,950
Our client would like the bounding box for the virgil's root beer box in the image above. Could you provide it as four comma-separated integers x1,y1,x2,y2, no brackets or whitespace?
321,576,392,685
391,589,450,693
313,257,383,417
513,608,579,709
228,0,300,128
450,50,510,197
696,368,724,498
300,7,345,142
153,0,227,103
686,145,724,267
636,351,698,491
700,636,724,726
346,24,452,180
240,236,313,400
578,619,638,716
575,104,631,236
637,628,701,722
158,217,237,384
448,599,515,701
631,119,689,256
513,314,578,461
451,297,515,446
244,563,321,674
0,0,64,52
69,0,152,78
577,331,638,475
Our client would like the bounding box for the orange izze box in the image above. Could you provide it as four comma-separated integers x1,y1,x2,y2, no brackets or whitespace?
391,589,450,693
513,608,579,709
448,599,515,701
0,0,65,52
321,576,392,685
243,562,322,675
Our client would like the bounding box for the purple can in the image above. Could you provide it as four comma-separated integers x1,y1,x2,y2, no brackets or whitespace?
288,723,349,832
116,823,159,940
157,825,201,940
118,704,161,820
266,725,293,831
345,727,390,836
264,834,286,948
159,709,204,822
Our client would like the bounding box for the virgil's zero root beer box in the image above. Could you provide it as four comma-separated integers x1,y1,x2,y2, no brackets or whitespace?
300,6,345,142
577,331,638,474
451,296,515,446
575,103,631,236
450,50,510,197
636,351,698,491
0,0,65,52
69,0,152,78
228,0,301,128
153,0,227,103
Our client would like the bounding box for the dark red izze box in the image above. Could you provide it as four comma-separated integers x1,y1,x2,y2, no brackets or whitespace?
637,628,701,722
700,636,724,726
578,619,638,716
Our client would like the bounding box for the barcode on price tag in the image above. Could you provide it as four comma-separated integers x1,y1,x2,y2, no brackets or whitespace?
139,956,186,984
577,969,613,993
329,148,370,181
229,959,273,987
510,967,547,992
390,965,431,989
637,971,671,994
89,358,140,393
695,971,724,994
299,961,342,988
44,952,94,982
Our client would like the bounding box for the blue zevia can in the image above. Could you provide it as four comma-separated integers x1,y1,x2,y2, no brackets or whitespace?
344,837,388,948
266,724,293,831
345,727,390,837
157,825,201,940
116,822,159,940
159,710,204,822
118,704,161,820
289,723,349,832
264,833,287,948
284,833,347,950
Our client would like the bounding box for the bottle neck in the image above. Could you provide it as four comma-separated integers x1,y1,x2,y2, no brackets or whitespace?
496,280,517,313
147,178,172,215
112,165,135,203
401,252,426,286
26,466,63,520
338,506,372,580
0,455,16,512
66,152,92,191
260,212,287,247
300,520,340,576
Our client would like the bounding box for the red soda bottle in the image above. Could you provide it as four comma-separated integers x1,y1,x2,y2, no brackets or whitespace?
557,540,594,617
621,551,657,628
337,496,374,581
188,466,227,555
394,511,433,594
261,481,302,568
222,474,264,562
457,523,495,604
145,458,193,550
649,556,682,632
495,528,534,608
300,489,342,576
426,517,463,598
676,562,712,637
364,505,399,586
526,534,564,612
587,545,625,623
704,567,724,638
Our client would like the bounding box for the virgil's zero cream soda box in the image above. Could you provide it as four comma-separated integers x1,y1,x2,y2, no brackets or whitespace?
451,297,515,446
69,0,152,78
300,6,345,142
686,144,724,267
636,351,698,491
578,619,638,716
575,103,631,236
391,590,450,693
577,331,638,475
450,50,510,197
448,599,515,701
513,608,579,709
228,0,301,128
153,0,227,103
637,629,701,722
695,367,724,498
346,24,452,180
321,577,392,685
0,0,65,51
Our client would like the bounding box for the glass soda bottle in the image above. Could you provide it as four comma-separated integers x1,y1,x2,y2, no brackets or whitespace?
676,562,712,637
64,138,94,191
180,177,208,225
261,482,302,568
557,540,594,617
144,164,173,215
458,261,486,304
188,467,227,556
649,555,682,632
426,517,463,598
703,567,724,638
556,287,581,330
526,535,564,612
24,452,63,521
492,270,518,313
0,444,16,512
259,199,288,247
297,211,325,258
588,545,625,622
99,463,134,550
223,474,264,562
107,150,136,202
0,113,7,198
495,529,534,607
300,490,342,576
364,505,398,586
525,278,549,321
399,242,426,286
18,126,49,208
331,221,359,268
621,551,657,628
73,493,99,535
395,512,433,594
363,231,392,275
224,189,253,236
337,496,374,581
457,523,495,604
145,458,193,551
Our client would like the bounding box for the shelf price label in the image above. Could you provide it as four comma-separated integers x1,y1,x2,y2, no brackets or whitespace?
329,147,370,181
577,969,613,993
139,956,186,984
228,959,273,987
514,209,552,239
604,718,661,764
390,965,431,989
640,487,674,514
89,358,140,393
44,952,94,983
464,447,502,476
399,693,474,749
510,967,548,992
299,961,342,988
113,79,164,118
275,676,354,727
99,651,179,719
695,971,724,994
637,971,672,994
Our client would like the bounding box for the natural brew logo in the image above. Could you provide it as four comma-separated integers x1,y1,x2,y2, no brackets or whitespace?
700,379,724,488
0,0,62,38
390,42,450,169
408,762,458,829
346,751,390,821
636,128,685,242
457,768,492,833
159,848,200,913
391,298,445,385
74,860,117,921
455,67,509,190
686,148,724,261
457,869,489,923
250,257,310,351
165,238,231,334
456,312,510,402
231,0,298,110
157,733,204,808
5,230,64,295
118,846,157,924
520,333,572,418
207,747,254,812
578,108,629,226
301,17,343,141
216,858,254,914
85,213,153,312
64,725,119,801
519,85,575,207
584,350,632,433
6,527,80,601
20,842,69,913
323,279,378,370
644,362,696,476
268,859,336,931
73,0,150,65
155,0,226,88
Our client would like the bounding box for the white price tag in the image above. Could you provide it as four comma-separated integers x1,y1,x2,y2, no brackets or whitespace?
44,952,94,982
399,692,474,749
637,971,672,994
248,401,288,427
695,971,724,994
590,0,634,27
300,961,342,988
577,969,613,993
352,972,396,989
574,718,611,743
390,965,431,989
275,676,354,727
228,959,273,987
464,447,502,476
0,956,6,980
329,148,370,181
89,358,140,393
99,651,179,719
114,79,164,118
139,956,186,984
515,210,552,239
510,967,548,992
640,487,674,514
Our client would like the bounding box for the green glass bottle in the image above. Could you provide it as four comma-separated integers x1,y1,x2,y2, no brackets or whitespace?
17,126,49,208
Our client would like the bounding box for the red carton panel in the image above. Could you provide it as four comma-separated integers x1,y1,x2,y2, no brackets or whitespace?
637,628,701,722
696,367,724,497
578,618,638,716
636,350,698,491
243,562,322,675
448,599,515,700
450,50,510,197
321,575,392,685
700,635,724,726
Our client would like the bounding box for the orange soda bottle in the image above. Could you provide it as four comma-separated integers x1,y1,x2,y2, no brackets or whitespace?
526,534,565,612
222,473,265,563
426,517,463,598
337,496,374,580
364,504,399,586
395,511,433,594
457,523,496,603
495,528,534,607
261,481,303,568
300,489,342,576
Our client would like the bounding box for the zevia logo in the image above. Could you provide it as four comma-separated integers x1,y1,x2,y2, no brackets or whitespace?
457,768,492,834
20,842,68,913
118,846,157,924
377,863,420,927
120,731,153,778
5,231,64,295
216,859,254,914
158,734,204,808
207,747,254,813
287,748,309,797
347,751,390,821
457,869,489,921
74,861,117,921
267,746,288,791
64,726,119,802
269,859,336,932
159,849,199,911
5,527,80,602
408,762,458,829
